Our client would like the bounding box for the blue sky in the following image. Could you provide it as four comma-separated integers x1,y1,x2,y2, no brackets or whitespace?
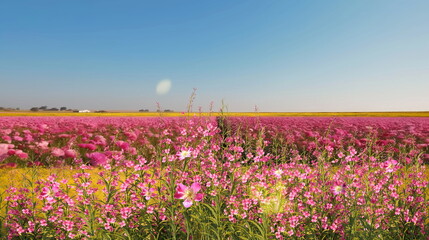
1,0,428,112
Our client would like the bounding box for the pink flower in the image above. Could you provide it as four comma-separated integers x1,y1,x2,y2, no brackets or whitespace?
332,184,346,195
116,141,130,150
2,135,11,143
51,148,65,157
64,149,77,158
0,162,17,169
93,135,107,146
140,186,156,200
36,141,50,150
15,150,28,159
178,150,191,160
273,168,283,178
87,152,108,166
174,183,203,208
13,136,23,142
382,159,398,172
78,143,97,151
27,161,42,167
127,147,137,155
0,144,9,162
40,187,51,198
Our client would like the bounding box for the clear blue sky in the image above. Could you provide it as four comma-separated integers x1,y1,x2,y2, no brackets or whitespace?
1,0,428,112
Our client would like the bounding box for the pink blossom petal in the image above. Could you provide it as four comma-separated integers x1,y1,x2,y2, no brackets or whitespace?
41,187,50,198
190,182,201,193
0,144,8,151
183,199,193,208
195,193,203,202
176,184,188,193
174,192,185,199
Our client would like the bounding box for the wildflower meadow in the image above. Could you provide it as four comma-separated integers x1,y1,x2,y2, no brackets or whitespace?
0,115,428,239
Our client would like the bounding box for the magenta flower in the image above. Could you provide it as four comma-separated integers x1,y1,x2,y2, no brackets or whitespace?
382,159,398,172
64,149,77,158
87,152,108,166
15,150,28,160
78,143,97,151
0,162,17,169
115,141,130,150
40,187,51,198
174,183,203,208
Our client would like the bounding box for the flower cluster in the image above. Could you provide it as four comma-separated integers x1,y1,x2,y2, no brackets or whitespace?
0,116,428,239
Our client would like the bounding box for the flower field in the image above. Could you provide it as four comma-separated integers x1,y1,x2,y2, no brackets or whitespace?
0,116,428,239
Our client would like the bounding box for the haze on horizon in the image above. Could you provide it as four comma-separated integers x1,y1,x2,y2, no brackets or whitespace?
1,0,428,112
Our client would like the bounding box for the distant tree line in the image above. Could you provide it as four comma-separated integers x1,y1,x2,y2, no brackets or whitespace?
30,106,72,112
0,107,20,111
156,109,174,112
139,109,174,112
1,106,176,113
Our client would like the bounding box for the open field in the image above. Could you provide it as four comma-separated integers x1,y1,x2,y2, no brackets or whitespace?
1,116,428,239
0,111,429,117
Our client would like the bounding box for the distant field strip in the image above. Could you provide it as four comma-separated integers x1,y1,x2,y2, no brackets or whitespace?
1,111,428,117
